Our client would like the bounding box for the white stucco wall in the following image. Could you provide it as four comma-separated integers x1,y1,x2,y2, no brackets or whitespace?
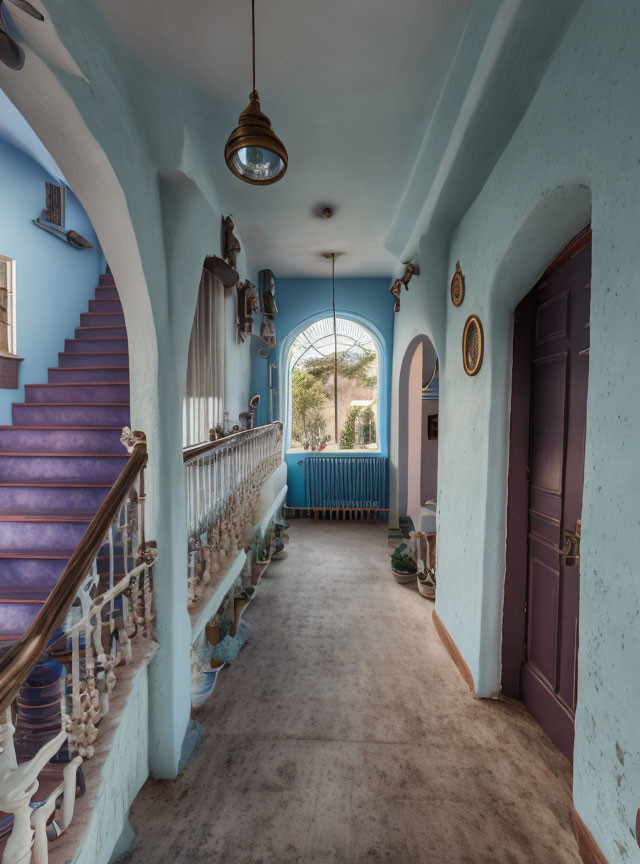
390,3,640,860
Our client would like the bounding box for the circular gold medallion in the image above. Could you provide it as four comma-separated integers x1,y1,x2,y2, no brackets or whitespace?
451,260,465,307
462,314,483,376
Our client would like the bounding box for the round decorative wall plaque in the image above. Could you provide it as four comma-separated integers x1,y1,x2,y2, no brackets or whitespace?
450,260,465,307
462,314,483,376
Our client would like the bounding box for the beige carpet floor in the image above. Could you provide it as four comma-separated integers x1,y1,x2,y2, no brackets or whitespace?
126,520,580,864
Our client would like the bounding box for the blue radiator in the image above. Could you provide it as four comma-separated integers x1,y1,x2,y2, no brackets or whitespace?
303,456,388,509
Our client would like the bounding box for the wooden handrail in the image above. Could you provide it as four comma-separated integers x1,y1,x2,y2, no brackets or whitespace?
183,421,283,464
0,435,148,714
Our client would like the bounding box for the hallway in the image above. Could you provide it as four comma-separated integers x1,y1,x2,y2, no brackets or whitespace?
126,521,580,864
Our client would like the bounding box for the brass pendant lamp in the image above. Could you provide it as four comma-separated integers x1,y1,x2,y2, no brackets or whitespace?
224,0,288,185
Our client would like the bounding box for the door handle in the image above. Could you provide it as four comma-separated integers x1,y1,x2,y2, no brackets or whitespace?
561,519,581,566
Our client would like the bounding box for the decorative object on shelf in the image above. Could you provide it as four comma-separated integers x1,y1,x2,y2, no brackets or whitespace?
450,260,465,307
422,359,439,401
259,269,277,315
224,0,288,185
389,261,419,312
33,183,93,249
203,254,238,288
240,393,261,429
260,313,276,348
237,279,260,341
0,0,44,71
268,363,277,422
222,215,241,267
462,314,484,376
258,269,277,348
427,414,438,440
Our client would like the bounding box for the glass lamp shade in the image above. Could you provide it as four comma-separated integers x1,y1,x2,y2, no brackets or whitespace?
224,90,288,185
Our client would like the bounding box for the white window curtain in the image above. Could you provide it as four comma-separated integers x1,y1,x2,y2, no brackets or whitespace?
183,269,225,447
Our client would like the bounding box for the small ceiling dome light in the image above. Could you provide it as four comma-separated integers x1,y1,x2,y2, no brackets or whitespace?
224,0,288,185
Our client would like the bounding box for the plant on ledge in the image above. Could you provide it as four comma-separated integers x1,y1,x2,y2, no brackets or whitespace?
340,405,361,449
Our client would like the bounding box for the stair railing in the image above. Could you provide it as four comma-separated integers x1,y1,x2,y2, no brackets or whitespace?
183,422,283,606
0,428,156,864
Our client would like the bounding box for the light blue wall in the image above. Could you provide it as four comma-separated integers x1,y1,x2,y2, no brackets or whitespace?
0,137,103,422
249,277,393,507
0,4,255,788
390,2,640,860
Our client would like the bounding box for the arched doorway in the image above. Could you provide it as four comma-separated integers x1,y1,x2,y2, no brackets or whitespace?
503,226,592,762
397,335,439,532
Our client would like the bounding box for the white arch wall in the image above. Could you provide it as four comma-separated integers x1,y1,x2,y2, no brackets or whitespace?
0,0,251,804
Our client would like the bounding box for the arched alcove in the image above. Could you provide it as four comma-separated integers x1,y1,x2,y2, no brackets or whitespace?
397,334,439,532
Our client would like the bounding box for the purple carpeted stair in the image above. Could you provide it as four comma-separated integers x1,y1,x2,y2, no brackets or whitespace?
0,274,130,643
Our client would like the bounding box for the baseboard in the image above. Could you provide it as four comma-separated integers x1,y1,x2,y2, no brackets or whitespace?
431,609,475,694
571,809,609,864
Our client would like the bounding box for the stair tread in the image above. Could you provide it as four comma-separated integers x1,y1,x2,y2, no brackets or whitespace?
0,596,47,603
0,481,113,487
0,589,51,599
0,550,120,559
0,425,126,431
26,382,129,388
0,451,127,458
76,326,126,331
14,402,130,406
0,513,95,522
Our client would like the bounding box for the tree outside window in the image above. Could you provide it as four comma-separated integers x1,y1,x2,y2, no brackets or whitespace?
288,317,379,452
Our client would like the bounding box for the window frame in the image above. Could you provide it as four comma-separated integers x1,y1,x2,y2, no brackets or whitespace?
0,255,17,357
285,315,382,454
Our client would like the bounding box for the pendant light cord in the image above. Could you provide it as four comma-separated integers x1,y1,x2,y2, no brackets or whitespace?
332,254,338,446
251,0,256,93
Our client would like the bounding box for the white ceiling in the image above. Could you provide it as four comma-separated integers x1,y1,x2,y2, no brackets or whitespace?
94,0,473,276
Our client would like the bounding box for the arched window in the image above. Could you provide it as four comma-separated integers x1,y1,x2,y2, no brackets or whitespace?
288,317,379,452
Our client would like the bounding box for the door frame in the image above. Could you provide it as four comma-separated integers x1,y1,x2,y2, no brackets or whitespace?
502,225,592,701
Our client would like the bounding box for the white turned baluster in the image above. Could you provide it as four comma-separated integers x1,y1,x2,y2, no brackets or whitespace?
0,708,67,864
31,754,82,864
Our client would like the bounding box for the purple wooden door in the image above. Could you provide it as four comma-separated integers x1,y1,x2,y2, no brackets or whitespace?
520,240,591,761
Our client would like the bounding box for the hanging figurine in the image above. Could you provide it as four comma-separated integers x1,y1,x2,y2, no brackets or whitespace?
237,280,259,341
389,262,419,312
260,314,276,349
222,214,241,268
260,269,278,316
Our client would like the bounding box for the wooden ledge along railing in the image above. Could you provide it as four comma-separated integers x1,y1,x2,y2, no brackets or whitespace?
183,422,283,607
0,428,157,864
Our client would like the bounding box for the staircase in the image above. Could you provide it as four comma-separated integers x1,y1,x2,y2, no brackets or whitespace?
0,273,130,643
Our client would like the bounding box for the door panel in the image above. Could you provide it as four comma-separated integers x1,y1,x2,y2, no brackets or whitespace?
527,555,559,686
530,353,567,496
